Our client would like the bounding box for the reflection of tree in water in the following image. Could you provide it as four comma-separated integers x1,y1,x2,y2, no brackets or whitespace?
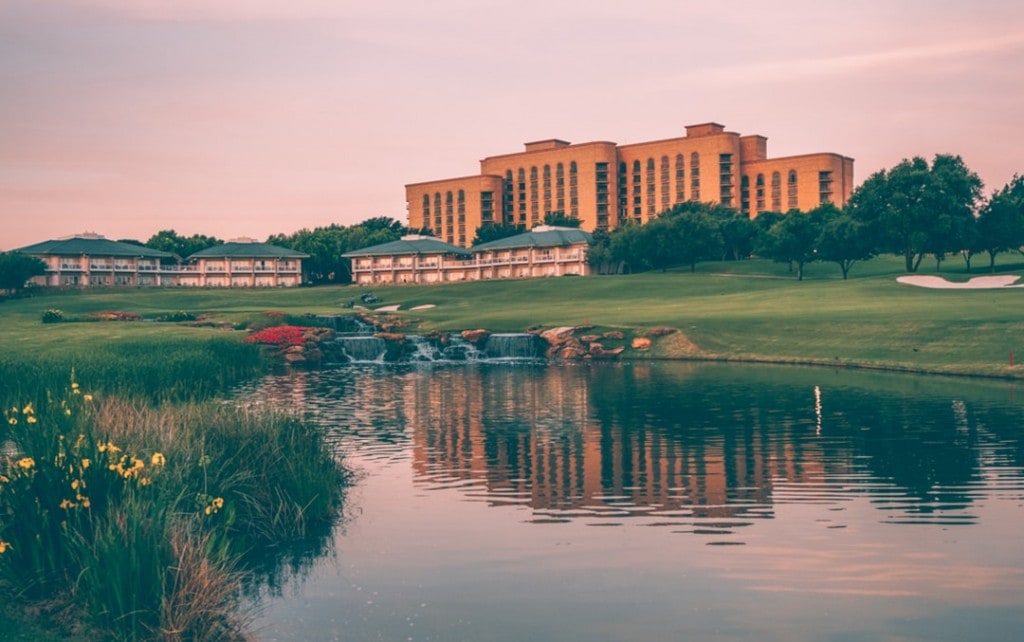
234,362,1024,526
587,363,1024,521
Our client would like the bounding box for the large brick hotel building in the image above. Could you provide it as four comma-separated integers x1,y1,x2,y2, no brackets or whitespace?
406,122,854,247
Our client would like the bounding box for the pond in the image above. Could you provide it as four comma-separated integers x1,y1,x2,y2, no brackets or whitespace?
232,362,1024,641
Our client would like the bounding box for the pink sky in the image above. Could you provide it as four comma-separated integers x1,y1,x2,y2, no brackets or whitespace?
2,0,1023,250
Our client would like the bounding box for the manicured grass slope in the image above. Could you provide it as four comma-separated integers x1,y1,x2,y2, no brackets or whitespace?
2,256,1022,378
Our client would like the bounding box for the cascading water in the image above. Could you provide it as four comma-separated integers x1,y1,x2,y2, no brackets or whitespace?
331,336,387,363
316,316,545,365
482,333,544,360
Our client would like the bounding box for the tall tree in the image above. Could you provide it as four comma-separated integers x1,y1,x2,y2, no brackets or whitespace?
268,219,405,284
758,209,826,280
542,211,582,228
0,251,47,294
976,175,1024,271
847,155,983,272
472,224,526,245
145,230,223,258
664,209,724,272
815,207,875,279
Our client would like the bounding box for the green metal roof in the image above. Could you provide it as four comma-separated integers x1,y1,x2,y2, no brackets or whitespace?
472,227,593,252
343,236,471,258
15,236,178,259
186,242,308,259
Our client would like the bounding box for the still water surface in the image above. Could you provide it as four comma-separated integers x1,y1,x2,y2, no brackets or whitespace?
232,362,1024,641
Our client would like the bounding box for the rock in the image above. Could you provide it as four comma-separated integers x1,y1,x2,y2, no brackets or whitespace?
558,344,588,360
602,330,625,340
375,332,407,343
540,326,576,346
590,347,624,360
632,337,653,350
647,326,678,337
580,334,601,343
461,329,491,345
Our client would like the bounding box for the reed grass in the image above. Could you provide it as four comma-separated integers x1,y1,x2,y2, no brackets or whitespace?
0,374,347,641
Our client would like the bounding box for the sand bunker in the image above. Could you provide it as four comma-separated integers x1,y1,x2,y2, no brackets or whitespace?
897,275,1024,289
410,304,436,310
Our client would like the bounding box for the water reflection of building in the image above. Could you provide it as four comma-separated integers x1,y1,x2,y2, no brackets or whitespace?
400,365,830,518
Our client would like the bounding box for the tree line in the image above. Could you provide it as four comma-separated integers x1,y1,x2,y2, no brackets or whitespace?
3,154,1023,293
588,154,1024,280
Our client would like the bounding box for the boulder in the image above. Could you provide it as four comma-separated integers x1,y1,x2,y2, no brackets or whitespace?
602,330,625,340
632,337,653,350
540,326,576,346
461,329,491,345
580,334,601,343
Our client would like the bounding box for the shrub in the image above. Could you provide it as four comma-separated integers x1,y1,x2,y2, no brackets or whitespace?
244,325,306,348
40,309,64,324
154,311,197,323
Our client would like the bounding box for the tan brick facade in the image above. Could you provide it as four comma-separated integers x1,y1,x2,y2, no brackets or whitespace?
406,123,853,247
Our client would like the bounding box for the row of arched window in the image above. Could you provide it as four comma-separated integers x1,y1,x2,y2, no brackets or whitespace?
421,189,467,244
502,162,580,224
740,170,799,213
620,153,702,219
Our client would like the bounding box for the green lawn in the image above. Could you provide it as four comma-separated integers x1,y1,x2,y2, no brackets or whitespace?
2,255,1023,378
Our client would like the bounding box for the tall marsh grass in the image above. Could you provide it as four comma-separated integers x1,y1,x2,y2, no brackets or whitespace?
0,336,264,404
0,375,347,641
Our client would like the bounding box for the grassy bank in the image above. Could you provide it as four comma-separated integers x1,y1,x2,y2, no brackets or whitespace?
4,254,1020,379
0,300,348,638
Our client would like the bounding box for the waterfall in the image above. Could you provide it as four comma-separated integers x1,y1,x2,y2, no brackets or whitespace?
482,333,543,360
332,336,387,363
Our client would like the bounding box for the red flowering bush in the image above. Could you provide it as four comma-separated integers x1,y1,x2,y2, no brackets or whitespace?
244,325,306,348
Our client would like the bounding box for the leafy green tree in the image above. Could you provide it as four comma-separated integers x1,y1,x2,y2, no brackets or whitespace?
542,211,581,228
472,224,526,245
267,218,406,284
815,207,875,279
145,230,223,258
664,209,724,272
758,209,826,280
0,251,47,294
977,175,1024,271
360,216,407,234
847,155,983,272
693,202,757,261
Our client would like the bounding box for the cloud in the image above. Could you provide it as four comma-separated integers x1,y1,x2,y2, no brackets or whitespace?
674,31,1024,87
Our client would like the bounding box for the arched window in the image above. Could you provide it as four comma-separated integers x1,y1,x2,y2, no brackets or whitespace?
556,163,565,210
771,171,781,210
660,156,670,209
755,174,765,211
517,168,527,220
530,167,539,222
631,160,642,217
543,164,552,215
675,154,685,202
646,158,656,215
787,170,798,209
690,152,701,201
569,161,579,218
